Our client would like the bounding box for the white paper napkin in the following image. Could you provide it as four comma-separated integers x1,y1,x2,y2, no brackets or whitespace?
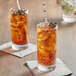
0,42,37,57
25,58,73,76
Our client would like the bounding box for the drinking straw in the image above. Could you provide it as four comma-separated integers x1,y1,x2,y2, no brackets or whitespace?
17,0,21,10
43,2,48,23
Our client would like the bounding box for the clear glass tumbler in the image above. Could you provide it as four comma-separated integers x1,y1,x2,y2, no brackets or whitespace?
37,22,58,71
10,8,28,50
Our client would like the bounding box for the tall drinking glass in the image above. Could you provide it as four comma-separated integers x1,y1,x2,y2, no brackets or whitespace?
10,8,28,50
37,22,58,71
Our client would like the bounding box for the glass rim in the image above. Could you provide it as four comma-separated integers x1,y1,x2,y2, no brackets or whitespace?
37,22,58,30
10,8,28,14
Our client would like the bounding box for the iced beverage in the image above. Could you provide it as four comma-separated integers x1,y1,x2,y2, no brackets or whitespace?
37,22,57,71
10,8,28,50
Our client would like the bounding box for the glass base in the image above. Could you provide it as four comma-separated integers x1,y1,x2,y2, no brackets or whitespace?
38,64,56,72
63,15,76,23
12,43,28,51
